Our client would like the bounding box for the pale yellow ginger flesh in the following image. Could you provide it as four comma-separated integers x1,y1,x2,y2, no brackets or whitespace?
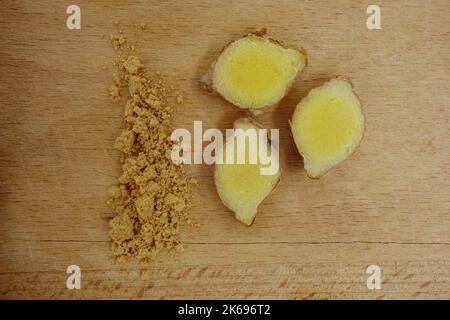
214,118,280,225
291,78,365,178
212,35,306,109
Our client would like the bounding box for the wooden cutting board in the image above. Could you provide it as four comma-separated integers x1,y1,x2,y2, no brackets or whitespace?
0,0,449,299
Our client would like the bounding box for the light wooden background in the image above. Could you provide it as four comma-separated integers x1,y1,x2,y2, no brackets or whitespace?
0,0,449,299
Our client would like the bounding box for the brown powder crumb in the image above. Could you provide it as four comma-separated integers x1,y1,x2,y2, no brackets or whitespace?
110,72,124,101
176,94,184,104
107,32,194,263
122,56,143,75
110,33,126,50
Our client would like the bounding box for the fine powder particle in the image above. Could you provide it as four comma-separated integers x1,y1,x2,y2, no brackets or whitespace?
107,32,194,263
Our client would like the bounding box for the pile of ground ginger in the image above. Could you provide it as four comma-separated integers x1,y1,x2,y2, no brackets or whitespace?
107,32,194,263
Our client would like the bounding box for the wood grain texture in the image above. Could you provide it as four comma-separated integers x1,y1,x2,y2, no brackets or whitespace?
0,0,449,299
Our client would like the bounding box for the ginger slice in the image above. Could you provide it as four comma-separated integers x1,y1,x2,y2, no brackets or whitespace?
214,118,280,226
290,78,365,178
208,31,307,111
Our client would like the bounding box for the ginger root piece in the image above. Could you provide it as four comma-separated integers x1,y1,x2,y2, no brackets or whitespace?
290,78,365,178
214,118,280,226
203,30,307,111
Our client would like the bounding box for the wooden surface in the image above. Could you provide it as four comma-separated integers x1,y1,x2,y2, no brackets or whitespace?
0,0,449,300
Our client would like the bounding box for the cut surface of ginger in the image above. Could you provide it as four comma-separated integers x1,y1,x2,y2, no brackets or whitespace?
214,118,280,225
212,35,306,110
291,78,365,178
